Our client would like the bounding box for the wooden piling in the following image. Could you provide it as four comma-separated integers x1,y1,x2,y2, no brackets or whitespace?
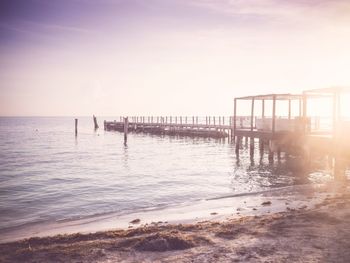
288,99,291,120
233,99,237,139
259,138,264,156
93,115,99,129
268,140,274,163
250,137,254,160
250,98,255,131
235,136,241,155
272,95,276,135
124,117,128,145
75,118,78,136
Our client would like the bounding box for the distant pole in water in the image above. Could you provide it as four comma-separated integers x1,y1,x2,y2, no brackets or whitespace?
93,115,99,130
75,118,78,136
124,117,128,145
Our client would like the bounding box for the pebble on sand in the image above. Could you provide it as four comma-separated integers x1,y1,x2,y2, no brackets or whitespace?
130,219,141,224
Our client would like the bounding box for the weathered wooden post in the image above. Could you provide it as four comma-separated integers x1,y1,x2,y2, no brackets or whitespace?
272,95,276,135
93,115,99,129
262,99,265,119
259,139,264,159
75,118,78,136
233,98,237,140
251,98,255,131
250,137,254,163
124,117,128,145
288,99,291,120
268,141,274,164
235,136,241,156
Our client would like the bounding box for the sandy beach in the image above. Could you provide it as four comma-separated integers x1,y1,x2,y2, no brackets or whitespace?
1,184,350,263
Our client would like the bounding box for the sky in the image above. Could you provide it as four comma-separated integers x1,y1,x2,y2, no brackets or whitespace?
1,0,350,116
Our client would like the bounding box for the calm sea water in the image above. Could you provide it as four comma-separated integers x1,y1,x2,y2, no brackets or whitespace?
0,117,332,234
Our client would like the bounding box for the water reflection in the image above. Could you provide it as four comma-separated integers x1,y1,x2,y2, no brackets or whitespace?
122,144,129,170
230,138,330,192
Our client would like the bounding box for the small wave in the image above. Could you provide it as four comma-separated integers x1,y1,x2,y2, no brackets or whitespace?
206,184,317,201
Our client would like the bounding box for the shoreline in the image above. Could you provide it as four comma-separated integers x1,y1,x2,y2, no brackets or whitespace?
1,183,350,262
0,183,332,244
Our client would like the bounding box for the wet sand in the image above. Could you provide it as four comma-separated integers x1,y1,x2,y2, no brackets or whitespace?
1,185,350,262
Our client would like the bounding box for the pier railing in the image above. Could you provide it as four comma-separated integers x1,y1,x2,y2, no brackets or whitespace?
104,116,239,139
112,116,237,127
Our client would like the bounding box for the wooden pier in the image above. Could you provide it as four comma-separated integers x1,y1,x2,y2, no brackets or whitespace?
103,87,350,178
104,116,235,139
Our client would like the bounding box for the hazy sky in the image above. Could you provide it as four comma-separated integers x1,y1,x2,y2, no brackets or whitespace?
1,0,350,116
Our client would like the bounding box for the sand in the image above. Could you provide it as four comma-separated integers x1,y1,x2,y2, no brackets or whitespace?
1,186,350,262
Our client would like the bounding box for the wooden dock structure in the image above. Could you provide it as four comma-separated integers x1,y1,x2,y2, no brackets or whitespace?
104,116,235,139
232,88,350,178
103,87,350,178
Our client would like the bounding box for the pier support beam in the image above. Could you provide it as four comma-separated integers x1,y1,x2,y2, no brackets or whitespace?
93,115,99,130
250,98,255,131
235,136,241,156
124,117,128,145
259,138,264,163
75,118,78,136
272,95,276,135
268,140,274,164
250,137,254,162
233,99,237,138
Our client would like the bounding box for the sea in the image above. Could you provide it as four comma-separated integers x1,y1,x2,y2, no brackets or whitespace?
0,116,334,240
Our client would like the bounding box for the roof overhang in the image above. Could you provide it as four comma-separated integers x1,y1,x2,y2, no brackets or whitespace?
235,93,302,101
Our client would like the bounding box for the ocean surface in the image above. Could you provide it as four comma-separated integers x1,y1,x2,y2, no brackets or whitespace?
0,117,333,236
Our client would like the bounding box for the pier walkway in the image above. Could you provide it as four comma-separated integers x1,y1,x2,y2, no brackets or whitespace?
104,116,236,138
